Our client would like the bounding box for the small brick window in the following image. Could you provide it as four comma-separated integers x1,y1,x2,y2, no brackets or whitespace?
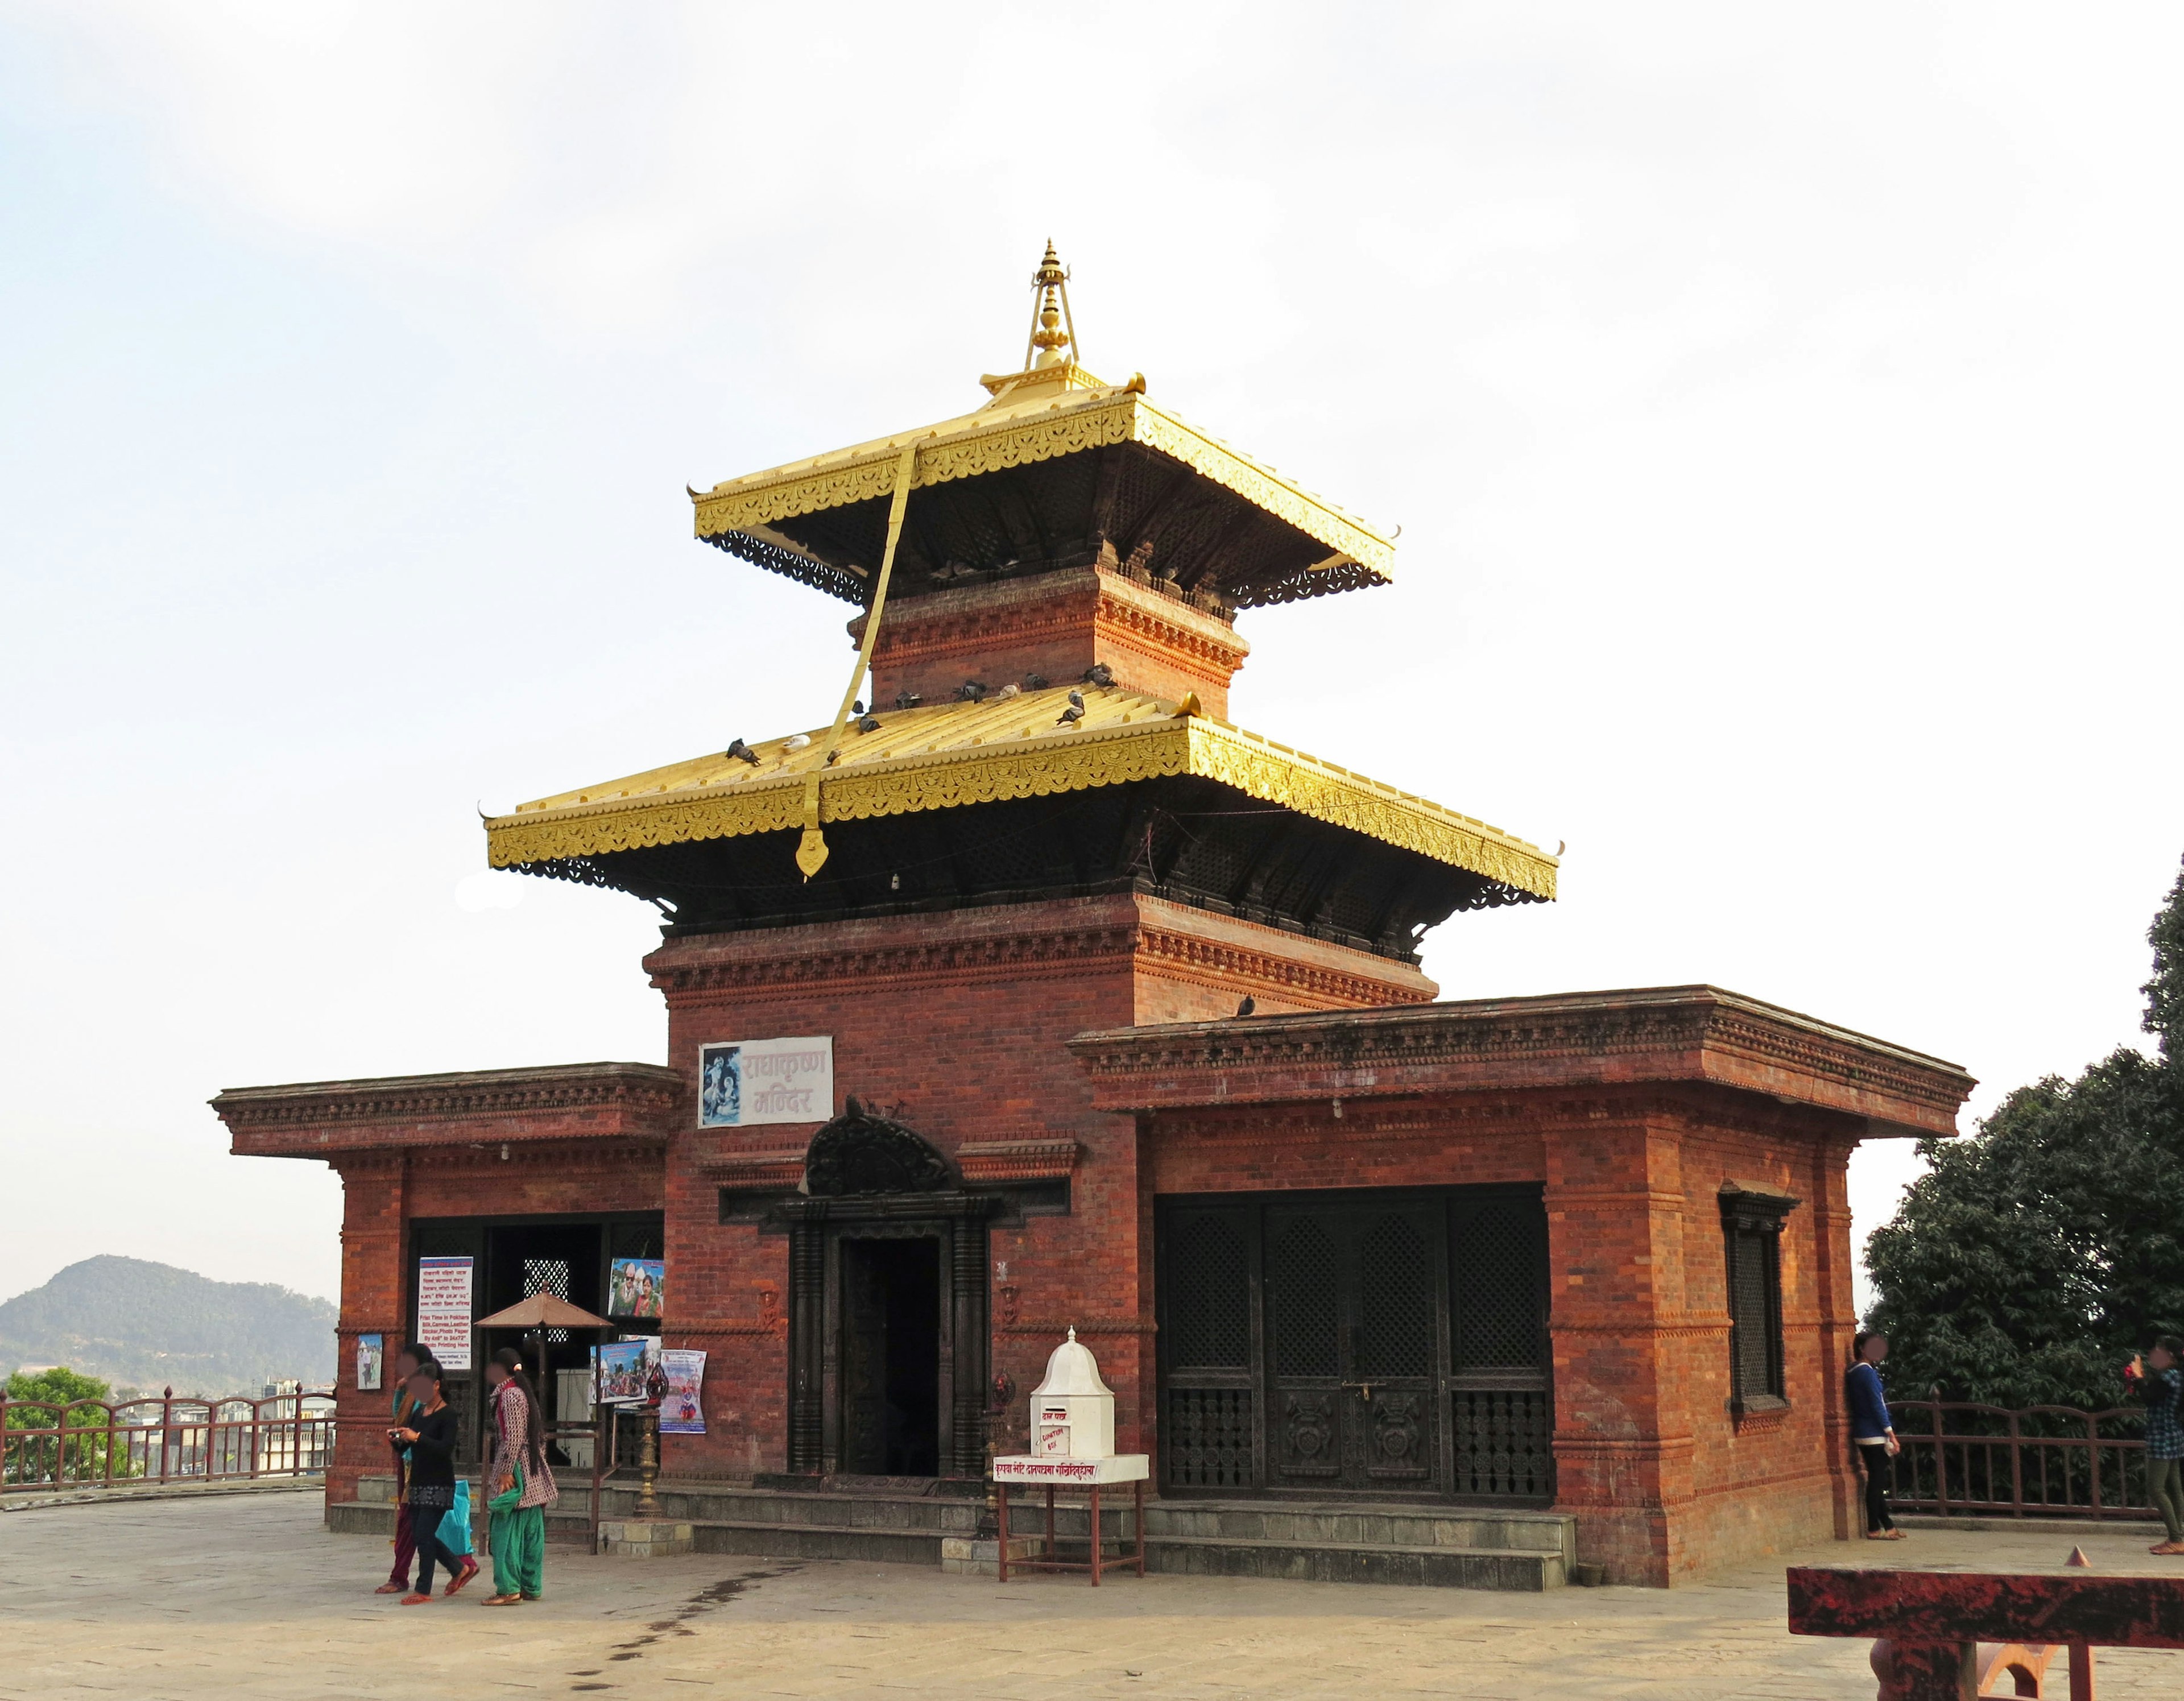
1720,1185,1799,1414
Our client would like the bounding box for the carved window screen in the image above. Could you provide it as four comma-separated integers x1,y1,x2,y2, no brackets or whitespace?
1451,1202,1545,1370
1167,1212,1250,1369
1721,1189,1797,1412
1268,1218,1341,1380
1359,1214,1433,1380
522,1258,572,1343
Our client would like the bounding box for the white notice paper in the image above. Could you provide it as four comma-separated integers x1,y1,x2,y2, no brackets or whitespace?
415,1256,474,1371
697,1036,833,1128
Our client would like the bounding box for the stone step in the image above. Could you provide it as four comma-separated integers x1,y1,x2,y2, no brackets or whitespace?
1147,1500,1574,1562
689,1519,945,1567
335,1482,1578,1592
1148,1533,1566,1591
326,1499,593,1547
598,1484,981,1535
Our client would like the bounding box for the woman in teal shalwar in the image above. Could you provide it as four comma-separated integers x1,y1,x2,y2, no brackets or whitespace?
483,1347,558,1604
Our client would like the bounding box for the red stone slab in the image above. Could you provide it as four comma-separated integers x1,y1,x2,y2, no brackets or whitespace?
1787,1565,2184,1647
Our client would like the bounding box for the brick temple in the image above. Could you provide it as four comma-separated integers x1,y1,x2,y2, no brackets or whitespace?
216,247,1974,1586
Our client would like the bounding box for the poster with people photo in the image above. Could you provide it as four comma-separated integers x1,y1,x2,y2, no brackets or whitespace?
355,1332,383,1392
607,1257,664,1318
657,1348,707,1434
594,1338,656,1406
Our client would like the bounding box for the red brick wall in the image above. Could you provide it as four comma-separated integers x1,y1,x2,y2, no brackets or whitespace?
1141,1085,1870,1587
318,1139,668,1509
328,1155,408,1511
856,566,1250,717
643,892,1430,1477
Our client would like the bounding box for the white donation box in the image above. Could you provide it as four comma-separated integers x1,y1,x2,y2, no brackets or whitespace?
1030,1326,1116,1460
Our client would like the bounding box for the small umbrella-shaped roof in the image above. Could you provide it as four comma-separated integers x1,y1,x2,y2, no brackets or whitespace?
473,1294,615,1331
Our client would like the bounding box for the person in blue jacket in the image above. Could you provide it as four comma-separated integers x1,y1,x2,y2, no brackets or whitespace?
1847,1331,1902,1539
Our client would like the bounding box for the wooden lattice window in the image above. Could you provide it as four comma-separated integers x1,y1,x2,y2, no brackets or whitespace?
1720,1186,1799,1414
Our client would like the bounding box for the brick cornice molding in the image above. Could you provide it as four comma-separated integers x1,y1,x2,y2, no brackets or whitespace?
404,1139,666,1173
653,922,1143,999
692,1145,808,1187
213,1062,684,1158
957,1138,1079,1183
647,894,1428,1007
1068,986,1974,1136
1135,923,1429,1008
856,568,1248,671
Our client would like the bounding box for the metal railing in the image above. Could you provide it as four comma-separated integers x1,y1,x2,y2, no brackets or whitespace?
1889,1399,2162,1521
1,1387,336,1493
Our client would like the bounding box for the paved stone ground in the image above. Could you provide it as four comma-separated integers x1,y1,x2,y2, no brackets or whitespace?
3,1491,2182,1699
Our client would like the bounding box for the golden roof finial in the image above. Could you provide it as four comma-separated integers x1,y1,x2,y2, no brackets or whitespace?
1024,239,1078,371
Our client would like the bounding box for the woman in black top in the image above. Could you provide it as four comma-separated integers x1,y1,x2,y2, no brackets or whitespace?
392,1361,478,1603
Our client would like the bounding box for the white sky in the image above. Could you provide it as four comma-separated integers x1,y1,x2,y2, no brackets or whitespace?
2,4,2177,1311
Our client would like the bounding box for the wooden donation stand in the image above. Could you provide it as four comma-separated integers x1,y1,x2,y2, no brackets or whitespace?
991,1329,1149,1584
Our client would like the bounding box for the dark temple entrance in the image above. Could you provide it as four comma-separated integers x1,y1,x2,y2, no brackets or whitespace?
769,1102,998,1480
838,1237,942,1476
408,1211,663,1468
1156,1186,1552,1502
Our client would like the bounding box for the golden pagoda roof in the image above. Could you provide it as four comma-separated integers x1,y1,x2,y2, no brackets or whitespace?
485,685,1556,901
690,246,1396,612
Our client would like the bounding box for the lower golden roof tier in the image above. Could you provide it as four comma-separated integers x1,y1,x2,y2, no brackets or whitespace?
486,685,1556,903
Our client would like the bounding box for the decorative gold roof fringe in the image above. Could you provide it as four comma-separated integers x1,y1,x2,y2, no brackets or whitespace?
693,391,1391,600
484,688,1556,901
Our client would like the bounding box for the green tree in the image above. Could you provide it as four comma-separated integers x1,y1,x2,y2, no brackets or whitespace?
1866,858,2184,1411
3,1365,138,1484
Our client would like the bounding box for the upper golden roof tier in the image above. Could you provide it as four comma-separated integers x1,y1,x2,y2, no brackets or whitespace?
486,685,1556,903
690,247,1395,613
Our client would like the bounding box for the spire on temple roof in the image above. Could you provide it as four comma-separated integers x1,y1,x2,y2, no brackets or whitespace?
688,242,1399,612
1024,239,1078,371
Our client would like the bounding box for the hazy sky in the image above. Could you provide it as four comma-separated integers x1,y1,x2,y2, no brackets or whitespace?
2,5,2177,1311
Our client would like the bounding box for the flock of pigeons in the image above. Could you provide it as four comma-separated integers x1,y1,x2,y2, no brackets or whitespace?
723,663,1120,769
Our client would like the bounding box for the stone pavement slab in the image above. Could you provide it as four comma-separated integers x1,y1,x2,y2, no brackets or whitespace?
2,1494,2182,1699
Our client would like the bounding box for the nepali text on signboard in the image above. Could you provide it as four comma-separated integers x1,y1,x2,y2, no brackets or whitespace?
416,1256,473,1371
697,1036,833,1128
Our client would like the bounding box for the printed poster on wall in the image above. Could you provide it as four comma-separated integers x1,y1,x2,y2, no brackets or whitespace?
657,1348,707,1434
416,1256,474,1371
698,1035,832,1128
594,1338,656,1406
355,1332,383,1392
607,1257,664,1319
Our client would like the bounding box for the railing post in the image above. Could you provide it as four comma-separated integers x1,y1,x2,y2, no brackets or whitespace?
158,1387,173,1485
1932,1401,1949,1515
2007,1410,2023,1517
2087,1412,2104,1520
104,1402,117,1487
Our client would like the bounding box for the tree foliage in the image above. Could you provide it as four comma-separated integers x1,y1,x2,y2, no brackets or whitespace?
2,1365,138,1484
1866,858,2184,1411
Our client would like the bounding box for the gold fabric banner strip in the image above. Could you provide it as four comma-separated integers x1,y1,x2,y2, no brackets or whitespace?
797,441,918,879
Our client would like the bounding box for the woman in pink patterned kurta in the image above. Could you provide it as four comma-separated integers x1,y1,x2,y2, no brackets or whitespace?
482,1347,558,1604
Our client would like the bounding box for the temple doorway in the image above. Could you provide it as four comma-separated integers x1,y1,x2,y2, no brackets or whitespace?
1155,1186,1553,1503
838,1237,942,1476
777,1102,999,1480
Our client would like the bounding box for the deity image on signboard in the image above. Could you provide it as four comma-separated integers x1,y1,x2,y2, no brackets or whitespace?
355,1332,383,1392
608,1257,664,1319
697,1036,832,1127
700,1045,740,1127
658,1348,706,1434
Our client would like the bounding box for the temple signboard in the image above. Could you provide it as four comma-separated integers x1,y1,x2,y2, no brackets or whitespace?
698,1036,833,1127
416,1255,473,1371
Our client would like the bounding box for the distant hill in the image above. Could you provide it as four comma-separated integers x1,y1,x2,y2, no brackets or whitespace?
0,1256,336,1396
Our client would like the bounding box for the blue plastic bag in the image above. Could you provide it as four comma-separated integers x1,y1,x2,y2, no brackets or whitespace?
436,1477,473,1557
